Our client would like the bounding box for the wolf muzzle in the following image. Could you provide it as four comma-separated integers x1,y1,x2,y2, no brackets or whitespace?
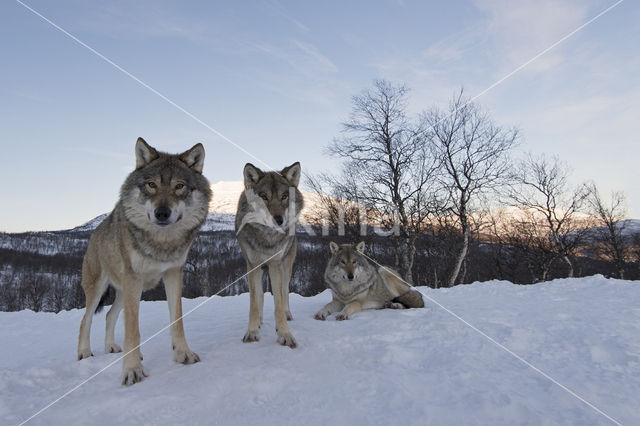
154,206,172,225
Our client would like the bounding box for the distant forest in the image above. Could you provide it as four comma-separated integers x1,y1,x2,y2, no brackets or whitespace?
0,220,638,313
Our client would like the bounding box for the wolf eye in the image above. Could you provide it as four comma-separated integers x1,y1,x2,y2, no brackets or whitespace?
259,193,268,201
175,183,185,190
340,260,346,265
146,182,157,189
281,192,288,200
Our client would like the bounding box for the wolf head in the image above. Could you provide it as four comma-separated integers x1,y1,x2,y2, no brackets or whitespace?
120,138,212,233
327,241,370,283
237,162,303,233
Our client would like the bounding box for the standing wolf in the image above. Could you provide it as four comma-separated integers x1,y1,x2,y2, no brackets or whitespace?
235,162,303,348
315,242,424,321
77,137,212,385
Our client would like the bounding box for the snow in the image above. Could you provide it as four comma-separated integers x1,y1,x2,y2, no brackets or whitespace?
2,275,640,425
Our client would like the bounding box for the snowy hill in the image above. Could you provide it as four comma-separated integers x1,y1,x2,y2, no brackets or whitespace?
2,275,639,425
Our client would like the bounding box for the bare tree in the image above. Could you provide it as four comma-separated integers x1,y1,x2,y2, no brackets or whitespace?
0,270,20,311
587,184,630,278
508,154,591,278
20,274,49,312
48,279,69,313
326,80,439,282
422,90,518,286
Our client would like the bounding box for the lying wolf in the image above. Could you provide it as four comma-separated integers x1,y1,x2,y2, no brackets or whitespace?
77,137,211,385
314,242,424,321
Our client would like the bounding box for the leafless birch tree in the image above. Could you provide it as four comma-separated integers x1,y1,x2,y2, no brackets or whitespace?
422,90,518,286
508,154,591,278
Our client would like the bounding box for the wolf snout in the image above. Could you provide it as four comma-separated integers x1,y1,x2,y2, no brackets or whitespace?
273,215,284,226
154,206,172,224
347,273,354,281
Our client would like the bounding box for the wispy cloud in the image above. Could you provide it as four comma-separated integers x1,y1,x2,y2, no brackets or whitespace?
421,23,487,65
472,0,593,73
292,40,338,73
263,0,310,32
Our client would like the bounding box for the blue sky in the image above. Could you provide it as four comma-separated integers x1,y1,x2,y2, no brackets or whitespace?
0,0,638,232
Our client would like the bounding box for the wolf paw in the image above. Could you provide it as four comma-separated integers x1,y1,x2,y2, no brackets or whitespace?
77,348,93,360
173,347,200,364
105,343,122,354
335,313,349,321
121,364,147,386
384,301,405,310
285,311,294,321
314,311,328,321
242,330,260,343
277,332,297,349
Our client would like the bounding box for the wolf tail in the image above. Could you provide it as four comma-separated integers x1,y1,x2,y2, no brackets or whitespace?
393,289,425,309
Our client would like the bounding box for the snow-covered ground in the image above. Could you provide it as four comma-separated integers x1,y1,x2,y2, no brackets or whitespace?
1,275,639,425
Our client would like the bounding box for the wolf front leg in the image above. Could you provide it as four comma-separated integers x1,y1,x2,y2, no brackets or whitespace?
242,264,263,343
314,299,344,320
122,279,146,385
268,260,297,348
335,301,363,321
164,267,200,364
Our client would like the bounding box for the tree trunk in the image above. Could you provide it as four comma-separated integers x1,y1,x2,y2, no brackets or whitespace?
398,235,416,284
448,227,469,287
562,255,574,278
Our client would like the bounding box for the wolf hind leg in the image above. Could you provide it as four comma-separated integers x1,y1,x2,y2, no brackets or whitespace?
77,272,107,360
105,287,123,353
393,289,425,309
282,241,297,321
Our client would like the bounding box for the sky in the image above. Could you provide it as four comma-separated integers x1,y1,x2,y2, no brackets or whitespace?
0,0,638,232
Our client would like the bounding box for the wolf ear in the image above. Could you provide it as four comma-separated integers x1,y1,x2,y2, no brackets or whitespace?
355,241,365,253
135,137,158,169
281,162,301,187
180,143,205,173
243,163,264,188
329,241,340,255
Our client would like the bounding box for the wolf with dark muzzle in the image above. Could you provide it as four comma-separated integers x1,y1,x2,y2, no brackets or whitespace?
235,162,303,348
77,137,212,385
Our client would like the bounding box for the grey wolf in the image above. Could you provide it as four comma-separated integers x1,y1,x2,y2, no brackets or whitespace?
235,162,303,348
77,137,212,385
314,242,424,320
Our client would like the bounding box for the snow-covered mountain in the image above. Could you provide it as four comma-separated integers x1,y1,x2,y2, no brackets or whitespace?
2,275,639,425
